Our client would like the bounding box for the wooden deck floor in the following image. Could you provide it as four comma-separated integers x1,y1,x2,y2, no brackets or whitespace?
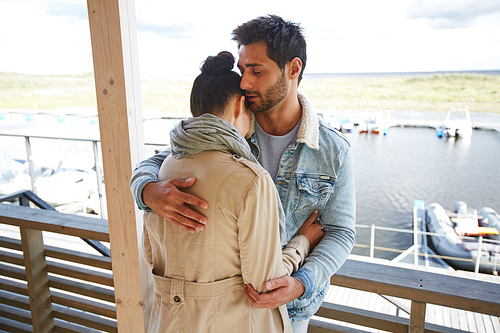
319,255,500,333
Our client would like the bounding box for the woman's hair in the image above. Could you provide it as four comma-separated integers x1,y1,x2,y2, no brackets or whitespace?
190,51,242,117
231,15,306,84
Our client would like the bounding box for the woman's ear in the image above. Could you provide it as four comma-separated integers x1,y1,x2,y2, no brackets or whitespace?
234,95,245,120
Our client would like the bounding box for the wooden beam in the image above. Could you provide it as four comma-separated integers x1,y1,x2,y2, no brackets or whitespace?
86,0,147,332
21,227,54,333
409,301,426,333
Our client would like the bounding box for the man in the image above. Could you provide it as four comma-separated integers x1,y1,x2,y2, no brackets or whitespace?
130,15,356,333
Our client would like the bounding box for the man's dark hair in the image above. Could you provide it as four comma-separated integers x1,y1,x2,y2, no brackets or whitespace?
232,15,307,84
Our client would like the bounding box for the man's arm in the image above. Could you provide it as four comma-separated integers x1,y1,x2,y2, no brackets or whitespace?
245,148,356,308
130,149,209,233
293,148,356,297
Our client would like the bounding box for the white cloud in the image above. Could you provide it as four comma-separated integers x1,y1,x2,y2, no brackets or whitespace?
0,0,498,76
407,0,500,29
0,0,93,75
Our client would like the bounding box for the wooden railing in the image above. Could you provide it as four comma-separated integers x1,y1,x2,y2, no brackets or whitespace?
1,200,499,333
0,200,116,332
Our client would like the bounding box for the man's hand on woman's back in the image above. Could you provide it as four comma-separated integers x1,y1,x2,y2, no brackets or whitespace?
143,177,209,233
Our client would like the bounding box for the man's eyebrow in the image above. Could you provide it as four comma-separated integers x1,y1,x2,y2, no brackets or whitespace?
238,63,263,69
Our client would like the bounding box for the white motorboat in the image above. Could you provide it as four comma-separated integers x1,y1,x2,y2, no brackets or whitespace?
437,107,473,138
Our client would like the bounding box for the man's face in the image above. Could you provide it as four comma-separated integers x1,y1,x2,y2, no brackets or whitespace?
237,42,289,114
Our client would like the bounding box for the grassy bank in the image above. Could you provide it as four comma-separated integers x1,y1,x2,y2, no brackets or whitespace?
1,72,499,113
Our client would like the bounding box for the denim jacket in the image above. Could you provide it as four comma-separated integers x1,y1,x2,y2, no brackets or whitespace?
130,92,356,322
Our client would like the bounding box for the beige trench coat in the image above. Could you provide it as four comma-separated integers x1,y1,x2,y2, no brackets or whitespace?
143,150,310,333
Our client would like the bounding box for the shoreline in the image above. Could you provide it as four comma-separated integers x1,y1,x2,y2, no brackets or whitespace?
303,69,500,79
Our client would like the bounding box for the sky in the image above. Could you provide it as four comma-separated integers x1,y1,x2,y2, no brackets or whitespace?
0,0,499,76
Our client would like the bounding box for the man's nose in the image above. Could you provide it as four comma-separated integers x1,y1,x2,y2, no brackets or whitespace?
240,73,252,91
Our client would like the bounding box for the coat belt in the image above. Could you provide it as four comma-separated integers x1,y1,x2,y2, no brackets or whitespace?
152,272,244,305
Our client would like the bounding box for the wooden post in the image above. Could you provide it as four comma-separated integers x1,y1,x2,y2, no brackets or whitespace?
21,227,54,333
409,300,426,333
87,0,148,332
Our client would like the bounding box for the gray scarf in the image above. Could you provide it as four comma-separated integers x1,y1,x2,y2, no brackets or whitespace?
170,114,287,247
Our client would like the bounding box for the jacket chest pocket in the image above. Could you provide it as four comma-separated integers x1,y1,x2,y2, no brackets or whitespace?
293,176,335,214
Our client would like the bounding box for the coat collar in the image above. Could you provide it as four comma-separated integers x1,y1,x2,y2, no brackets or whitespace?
247,91,319,150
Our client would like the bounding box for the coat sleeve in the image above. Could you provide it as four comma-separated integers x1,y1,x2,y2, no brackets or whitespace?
142,213,154,268
281,234,310,276
237,173,308,292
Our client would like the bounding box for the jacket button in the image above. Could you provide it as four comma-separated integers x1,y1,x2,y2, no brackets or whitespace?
173,296,181,303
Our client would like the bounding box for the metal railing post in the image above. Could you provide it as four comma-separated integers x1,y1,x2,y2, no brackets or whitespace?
474,235,483,279
413,206,419,266
93,140,107,219
370,224,376,259
24,136,37,194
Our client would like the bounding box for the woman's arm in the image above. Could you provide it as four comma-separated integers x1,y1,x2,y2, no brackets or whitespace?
237,173,322,292
281,211,323,275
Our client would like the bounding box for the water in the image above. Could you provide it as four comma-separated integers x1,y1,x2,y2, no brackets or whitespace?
1,111,500,259
349,126,500,258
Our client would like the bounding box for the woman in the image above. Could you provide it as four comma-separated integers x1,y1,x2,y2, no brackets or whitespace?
142,51,323,333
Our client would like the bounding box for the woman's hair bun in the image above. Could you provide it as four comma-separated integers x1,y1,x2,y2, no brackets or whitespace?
201,51,235,75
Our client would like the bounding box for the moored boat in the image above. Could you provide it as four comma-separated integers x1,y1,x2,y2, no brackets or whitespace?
425,201,500,274
437,107,473,138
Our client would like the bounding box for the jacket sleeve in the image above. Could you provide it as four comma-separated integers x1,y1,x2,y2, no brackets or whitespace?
129,148,171,211
237,173,294,293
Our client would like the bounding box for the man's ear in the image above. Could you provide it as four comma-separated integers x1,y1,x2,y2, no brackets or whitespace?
234,95,245,120
289,57,303,80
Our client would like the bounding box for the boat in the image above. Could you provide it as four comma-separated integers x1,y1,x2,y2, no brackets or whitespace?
358,111,385,134
425,201,500,274
0,154,101,215
318,107,354,133
437,107,473,138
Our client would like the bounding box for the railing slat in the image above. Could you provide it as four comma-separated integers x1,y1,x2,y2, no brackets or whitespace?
0,204,109,242
0,289,30,311
0,277,28,296
53,319,102,333
0,315,34,333
52,303,117,333
48,275,115,303
44,244,112,270
0,262,26,281
0,236,23,251
315,301,408,333
0,302,32,325
309,319,369,333
46,260,114,287
51,290,116,319
0,249,24,266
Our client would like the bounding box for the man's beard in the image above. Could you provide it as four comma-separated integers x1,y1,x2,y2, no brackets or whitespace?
246,70,288,114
